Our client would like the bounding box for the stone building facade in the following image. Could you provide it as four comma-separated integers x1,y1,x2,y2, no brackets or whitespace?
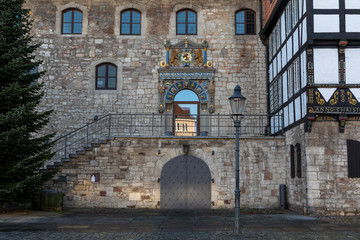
25,0,360,215
25,0,267,136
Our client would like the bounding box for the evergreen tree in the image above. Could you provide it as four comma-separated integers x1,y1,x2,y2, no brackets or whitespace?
0,0,55,203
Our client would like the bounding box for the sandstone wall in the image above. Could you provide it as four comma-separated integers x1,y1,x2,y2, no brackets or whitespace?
45,137,286,209
24,0,266,137
284,122,360,216
306,122,360,216
284,124,308,214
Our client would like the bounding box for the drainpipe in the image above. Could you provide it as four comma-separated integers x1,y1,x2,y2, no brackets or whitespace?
259,0,263,33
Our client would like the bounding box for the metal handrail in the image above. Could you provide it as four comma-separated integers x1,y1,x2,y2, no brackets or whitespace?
45,113,279,168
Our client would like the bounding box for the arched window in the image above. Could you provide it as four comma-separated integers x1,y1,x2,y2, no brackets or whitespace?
176,9,197,35
96,63,117,90
235,9,256,35
62,9,82,34
120,9,141,35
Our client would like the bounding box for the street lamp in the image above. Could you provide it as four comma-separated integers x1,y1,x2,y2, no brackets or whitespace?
228,85,246,233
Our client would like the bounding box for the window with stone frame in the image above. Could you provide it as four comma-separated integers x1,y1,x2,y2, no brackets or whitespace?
96,63,117,90
290,145,295,178
62,9,82,34
296,143,302,178
120,9,141,35
176,9,197,35
235,9,256,35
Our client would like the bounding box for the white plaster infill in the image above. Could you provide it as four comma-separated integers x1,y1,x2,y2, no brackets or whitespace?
346,15,360,32
346,0,360,9
313,48,339,84
313,0,339,9
55,2,88,36
314,15,340,33
317,88,336,102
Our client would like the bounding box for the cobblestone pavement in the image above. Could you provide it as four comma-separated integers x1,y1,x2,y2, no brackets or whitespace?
0,209,359,240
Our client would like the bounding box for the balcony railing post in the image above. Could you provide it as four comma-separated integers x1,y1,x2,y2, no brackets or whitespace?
86,123,89,145
218,113,220,136
130,114,133,135
152,113,155,135
108,115,111,139
64,135,67,158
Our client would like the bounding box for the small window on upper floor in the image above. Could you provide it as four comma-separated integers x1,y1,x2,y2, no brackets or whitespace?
235,9,256,35
62,9,82,34
96,63,117,90
121,9,141,35
177,9,197,35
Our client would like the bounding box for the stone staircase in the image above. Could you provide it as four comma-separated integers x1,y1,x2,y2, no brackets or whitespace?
40,138,112,173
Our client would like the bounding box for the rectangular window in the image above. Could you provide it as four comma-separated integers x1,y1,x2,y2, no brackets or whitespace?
296,143,302,178
347,139,360,178
292,0,299,29
287,64,293,99
290,145,295,178
282,71,288,102
286,3,292,36
269,35,273,61
269,76,283,113
293,58,300,94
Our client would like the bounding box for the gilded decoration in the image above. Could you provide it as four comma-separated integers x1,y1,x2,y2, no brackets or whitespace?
315,91,325,105
329,91,338,105
348,91,358,105
340,89,346,103
308,88,360,119
308,89,314,104
158,38,216,113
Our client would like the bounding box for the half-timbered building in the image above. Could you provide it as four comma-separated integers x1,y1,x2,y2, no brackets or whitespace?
261,0,360,215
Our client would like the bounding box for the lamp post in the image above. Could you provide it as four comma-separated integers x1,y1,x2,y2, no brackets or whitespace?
228,85,246,233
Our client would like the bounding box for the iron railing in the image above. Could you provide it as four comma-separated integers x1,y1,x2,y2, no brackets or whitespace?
47,113,279,168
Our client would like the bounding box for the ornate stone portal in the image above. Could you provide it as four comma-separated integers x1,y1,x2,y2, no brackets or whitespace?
157,38,216,136
158,37,216,114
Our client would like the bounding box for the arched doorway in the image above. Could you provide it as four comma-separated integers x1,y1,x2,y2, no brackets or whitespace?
173,90,199,136
160,155,211,209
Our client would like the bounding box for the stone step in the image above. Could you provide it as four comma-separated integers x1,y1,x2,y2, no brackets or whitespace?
76,150,86,155
47,165,56,170
91,143,100,147
39,169,49,173
69,154,78,158
83,146,93,151
54,162,63,166
61,158,70,162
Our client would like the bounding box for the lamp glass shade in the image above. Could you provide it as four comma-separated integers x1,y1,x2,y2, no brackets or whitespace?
229,85,246,115
230,98,246,115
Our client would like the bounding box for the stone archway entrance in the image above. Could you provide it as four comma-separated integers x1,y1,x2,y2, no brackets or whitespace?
173,90,199,136
160,155,211,209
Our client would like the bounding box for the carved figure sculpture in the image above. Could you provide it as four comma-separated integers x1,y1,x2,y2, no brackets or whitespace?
194,49,204,66
169,49,180,66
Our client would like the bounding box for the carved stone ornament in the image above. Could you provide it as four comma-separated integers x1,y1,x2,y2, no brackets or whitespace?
158,38,216,113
